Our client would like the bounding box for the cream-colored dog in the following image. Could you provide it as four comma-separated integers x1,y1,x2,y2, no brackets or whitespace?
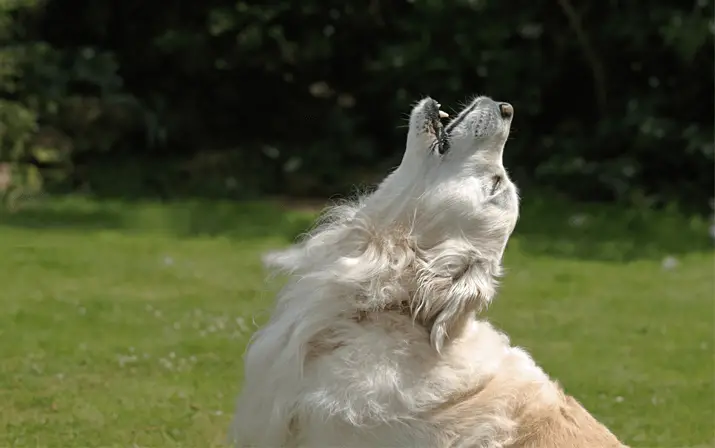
229,97,627,447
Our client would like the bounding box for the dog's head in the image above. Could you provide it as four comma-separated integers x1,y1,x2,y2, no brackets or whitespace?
365,96,520,351
262,96,519,353
373,96,518,246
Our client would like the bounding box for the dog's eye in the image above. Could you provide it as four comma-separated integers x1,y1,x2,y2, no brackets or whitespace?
489,175,502,195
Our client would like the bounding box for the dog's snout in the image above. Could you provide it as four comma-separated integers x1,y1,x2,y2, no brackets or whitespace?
499,103,513,119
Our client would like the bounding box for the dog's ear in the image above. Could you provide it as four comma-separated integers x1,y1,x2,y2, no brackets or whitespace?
414,242,501,353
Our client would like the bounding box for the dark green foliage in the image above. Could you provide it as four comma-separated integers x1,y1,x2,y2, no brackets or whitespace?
3,0,713,208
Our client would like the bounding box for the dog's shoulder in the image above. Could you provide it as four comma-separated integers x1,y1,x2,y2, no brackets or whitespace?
506,393,627,448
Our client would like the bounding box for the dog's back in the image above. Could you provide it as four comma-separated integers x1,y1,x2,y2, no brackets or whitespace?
507,395,625,448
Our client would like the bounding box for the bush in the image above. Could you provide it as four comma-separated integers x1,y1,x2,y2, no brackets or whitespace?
6,0,714,209
0,0,157,206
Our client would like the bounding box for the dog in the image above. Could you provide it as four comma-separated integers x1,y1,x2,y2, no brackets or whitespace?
229,96,627,447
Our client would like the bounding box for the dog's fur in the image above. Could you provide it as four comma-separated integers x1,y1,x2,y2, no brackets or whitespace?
229,97,627,447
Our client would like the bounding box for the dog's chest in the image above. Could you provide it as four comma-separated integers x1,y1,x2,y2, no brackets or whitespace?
292,317,535,447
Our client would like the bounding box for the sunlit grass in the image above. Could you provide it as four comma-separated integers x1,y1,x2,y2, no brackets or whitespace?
0,195,712,447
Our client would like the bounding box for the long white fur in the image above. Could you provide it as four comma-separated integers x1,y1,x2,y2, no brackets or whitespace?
229,97,559,447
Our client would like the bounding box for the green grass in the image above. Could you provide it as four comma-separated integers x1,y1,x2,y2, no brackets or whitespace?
0,195,713,447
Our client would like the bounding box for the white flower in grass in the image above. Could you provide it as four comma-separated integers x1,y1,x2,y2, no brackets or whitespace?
159,358,174,371
117,354,138,368
661,256,678,270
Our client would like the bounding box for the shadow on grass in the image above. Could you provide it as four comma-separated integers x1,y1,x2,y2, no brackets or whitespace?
0,205,125,231
511,194,714,262
0,196,316,244
1,194,712,262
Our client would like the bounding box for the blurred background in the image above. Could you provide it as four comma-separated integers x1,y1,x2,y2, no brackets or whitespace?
1,1,714,447
1,0,713,207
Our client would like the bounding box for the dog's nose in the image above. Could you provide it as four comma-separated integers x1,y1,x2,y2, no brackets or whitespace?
499,103,513,119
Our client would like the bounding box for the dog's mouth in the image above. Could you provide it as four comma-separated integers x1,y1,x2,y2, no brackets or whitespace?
424,98,449,124
415,97,513,156
423,99,451,154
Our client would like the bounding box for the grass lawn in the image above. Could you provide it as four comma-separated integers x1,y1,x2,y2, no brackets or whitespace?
0,194,713,447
